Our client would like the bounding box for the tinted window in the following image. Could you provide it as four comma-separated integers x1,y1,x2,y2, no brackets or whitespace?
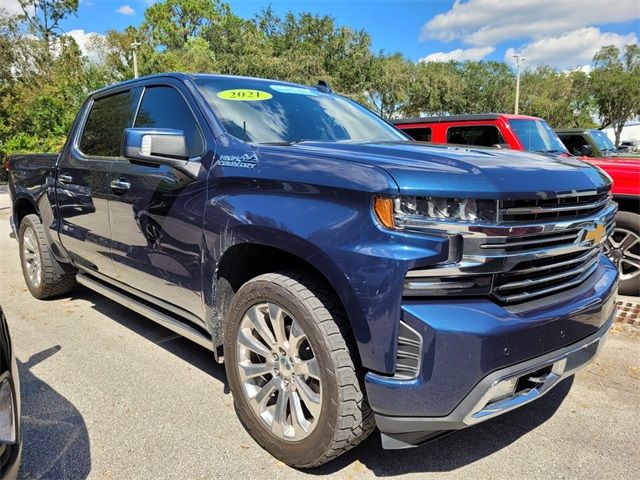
195,77,407,144
405,127,432,142
447,125,505,147
558,134,588,156
135,86,204,157
79,90,137,157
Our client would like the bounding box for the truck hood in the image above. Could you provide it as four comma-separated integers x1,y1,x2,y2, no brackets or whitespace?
288,141,611,199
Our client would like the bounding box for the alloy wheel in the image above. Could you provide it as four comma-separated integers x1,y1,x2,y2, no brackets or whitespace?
22,226,42,288
604,227,640,282
235,302,322,441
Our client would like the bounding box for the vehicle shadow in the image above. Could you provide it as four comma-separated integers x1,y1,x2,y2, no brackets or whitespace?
18,346,92,479
67,285,229,392
312,375,575,476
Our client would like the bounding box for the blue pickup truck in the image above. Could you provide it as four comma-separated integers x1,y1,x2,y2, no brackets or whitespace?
7,73,618,467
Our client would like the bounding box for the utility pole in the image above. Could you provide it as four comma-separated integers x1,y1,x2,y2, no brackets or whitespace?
131,42,142,79
513,54,525,115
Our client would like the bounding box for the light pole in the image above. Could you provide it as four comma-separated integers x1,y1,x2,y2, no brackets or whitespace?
513,54,525,115
131,42,142,79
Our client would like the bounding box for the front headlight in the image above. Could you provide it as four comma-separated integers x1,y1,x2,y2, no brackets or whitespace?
374,195,497,230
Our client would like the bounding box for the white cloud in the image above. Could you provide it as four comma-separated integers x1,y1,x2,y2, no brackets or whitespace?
505,27,638,68
0,0,24,15
420,0,640,47
115,4,135,16
66,29,104,62
420,46,495,62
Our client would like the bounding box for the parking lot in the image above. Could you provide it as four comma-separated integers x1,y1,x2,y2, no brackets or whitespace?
0,191,639,480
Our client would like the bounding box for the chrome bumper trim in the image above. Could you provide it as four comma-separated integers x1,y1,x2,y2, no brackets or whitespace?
464,317,612,425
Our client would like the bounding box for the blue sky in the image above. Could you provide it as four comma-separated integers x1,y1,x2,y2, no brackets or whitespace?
2,0,639,69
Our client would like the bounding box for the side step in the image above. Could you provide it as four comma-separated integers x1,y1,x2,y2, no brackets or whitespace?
76,273,214,351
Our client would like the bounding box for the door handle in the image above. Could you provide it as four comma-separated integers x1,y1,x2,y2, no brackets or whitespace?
110,179,131,193
58,173,73,184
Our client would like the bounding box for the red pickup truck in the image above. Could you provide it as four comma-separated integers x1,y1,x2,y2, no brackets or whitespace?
394,114,640,295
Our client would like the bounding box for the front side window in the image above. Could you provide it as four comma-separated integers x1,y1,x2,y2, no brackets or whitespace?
134,86,204,157
79,90,137,157
508,119,568,154
195,77,408,144
446,125,505,147
558,134,588,156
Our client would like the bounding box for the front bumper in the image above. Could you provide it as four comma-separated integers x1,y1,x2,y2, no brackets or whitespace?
366,255,618,449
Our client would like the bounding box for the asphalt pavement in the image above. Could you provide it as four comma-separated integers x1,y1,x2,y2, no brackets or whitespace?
0,192,638,480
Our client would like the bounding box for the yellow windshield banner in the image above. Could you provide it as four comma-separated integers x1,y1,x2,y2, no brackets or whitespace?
217,89,273,101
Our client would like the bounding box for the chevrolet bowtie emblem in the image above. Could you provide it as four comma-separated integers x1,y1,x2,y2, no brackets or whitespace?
583,223,606,244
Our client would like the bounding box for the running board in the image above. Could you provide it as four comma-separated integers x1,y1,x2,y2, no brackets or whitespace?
76,273,214,351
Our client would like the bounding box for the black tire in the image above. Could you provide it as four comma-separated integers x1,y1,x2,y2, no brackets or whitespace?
606,211,640,296
224,271,374,468
18,214,76,299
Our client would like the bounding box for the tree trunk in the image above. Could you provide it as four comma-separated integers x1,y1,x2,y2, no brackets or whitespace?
614,122,624,147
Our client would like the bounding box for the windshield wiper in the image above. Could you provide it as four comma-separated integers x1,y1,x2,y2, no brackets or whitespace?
535,149,566,154
258,139,313,146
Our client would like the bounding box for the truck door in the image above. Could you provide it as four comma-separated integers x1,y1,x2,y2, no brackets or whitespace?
107,81,209,321
57,87,141,278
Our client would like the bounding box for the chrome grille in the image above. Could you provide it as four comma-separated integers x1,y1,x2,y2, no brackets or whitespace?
499,191,611,222
493,249,601,303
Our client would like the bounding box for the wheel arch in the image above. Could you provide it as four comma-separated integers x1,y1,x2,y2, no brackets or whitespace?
13,196,39,227
205,239,369,369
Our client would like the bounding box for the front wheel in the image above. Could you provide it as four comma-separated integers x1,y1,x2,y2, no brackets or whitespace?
224,271,374,468
605,210,640,296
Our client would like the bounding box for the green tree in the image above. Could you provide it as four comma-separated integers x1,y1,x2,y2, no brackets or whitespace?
590,44,640,145
405,61,464,116
456,61,513,114
17,0,78,50
364,53,412,118
143,0,227,50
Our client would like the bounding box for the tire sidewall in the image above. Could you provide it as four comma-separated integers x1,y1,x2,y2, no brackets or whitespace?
613,210,640,295
18,216,45,298
224,276,340,467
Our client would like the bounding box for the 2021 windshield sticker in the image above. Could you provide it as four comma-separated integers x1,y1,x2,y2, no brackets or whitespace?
215,153,259,169
217,89,273,101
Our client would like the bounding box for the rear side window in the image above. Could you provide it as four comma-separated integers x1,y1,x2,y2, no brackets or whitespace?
405,127,432,142
134,86,204,157
446,125,505,147
79,91,137,157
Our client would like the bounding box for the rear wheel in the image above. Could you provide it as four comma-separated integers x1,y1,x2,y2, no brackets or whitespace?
224,271,374,468
18,214,76,299
605,211,640,296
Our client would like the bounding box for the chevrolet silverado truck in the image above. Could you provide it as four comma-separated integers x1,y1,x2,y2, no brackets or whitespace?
395,114,639,295
8,75,618,467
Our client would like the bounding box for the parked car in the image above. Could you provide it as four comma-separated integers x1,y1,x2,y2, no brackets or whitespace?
395,114,640,295
618,141,639,153
0,305,21,480
556,129,640,159
8,74,618,467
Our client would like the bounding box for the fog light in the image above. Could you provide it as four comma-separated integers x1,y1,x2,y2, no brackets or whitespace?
488,377,518,403
0,375,16,443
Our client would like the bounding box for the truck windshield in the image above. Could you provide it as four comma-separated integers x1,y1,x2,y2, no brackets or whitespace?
590,129,617,153
508,119,569,154
195,77,408,144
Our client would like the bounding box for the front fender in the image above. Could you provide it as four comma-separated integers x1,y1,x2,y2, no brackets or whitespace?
200,173,448,374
